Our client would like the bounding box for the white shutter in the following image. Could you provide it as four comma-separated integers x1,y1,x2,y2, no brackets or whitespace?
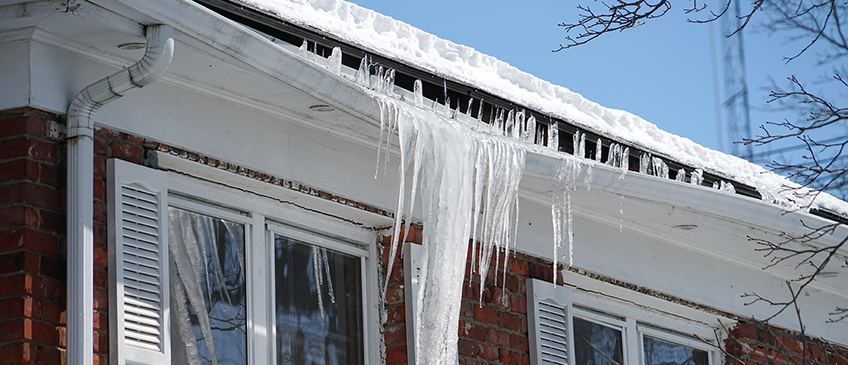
527,278,573,365
108,159,170,365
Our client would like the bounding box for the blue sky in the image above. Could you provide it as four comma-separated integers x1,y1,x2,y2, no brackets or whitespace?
350,0,838,162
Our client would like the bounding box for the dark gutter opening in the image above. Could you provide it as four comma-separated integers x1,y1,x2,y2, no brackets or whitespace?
195,0,768,203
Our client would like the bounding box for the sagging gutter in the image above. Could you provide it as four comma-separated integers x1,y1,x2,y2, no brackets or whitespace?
65,24,174,365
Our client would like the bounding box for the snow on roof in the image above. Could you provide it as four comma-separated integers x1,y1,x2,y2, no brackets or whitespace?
235,0,848,216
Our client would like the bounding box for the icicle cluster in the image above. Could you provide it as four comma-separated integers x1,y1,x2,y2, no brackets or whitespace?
376,96,525,365
299,40,343,76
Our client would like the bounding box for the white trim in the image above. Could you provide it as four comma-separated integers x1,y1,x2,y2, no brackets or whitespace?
267,222,370,256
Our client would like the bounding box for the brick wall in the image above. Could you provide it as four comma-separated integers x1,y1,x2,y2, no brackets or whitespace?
727,320,848,365
0,108,67,364
0,108,164,365
380,225,563,365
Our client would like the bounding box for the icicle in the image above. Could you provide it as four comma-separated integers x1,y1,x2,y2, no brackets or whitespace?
639,153,651,174
547,121,559,151
299,39,308,58
690,168,704,186
572,131,581,156
312,246,325,320
413,79,424,108
651,157,669,179
494,109,505,136
321,248,335,304
516,110,525,141
552,159,579,272
375,65,385,93
606,144,621,167
476,99,485,121
506,110,519,139
466,99,474,120
595,139,603,162
524,115,536,144
328,47,342,76
720,181,736,193
712,181,720,189
578,134,586,159
675,168,686,182
355,55,370,88
621,147,629,173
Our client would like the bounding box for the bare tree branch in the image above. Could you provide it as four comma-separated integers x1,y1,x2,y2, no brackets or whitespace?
554,0,672,51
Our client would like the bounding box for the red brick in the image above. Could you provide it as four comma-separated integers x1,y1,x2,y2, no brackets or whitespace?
93,289,108,311
386,265,404,284
459,300,474,318
38,209,64,235
479,343,499,361
0,160,40,182
0,184,61,211
40,300,64,325
499,348,527,365
93,311,106,331
498,312,521,332
93,134,109,156
0,206,39,229
94,354,106,365
94,330,108,354
528,261,555,283
93,201,107,224
487,328,511,347
36,345,62,364
483,286,508,309
508,258,529,276
385,306,406,323
385,284,404,305
0,137,58,163
93,223,106,247
93,246,108,269
461,322,488,342
509,334,529,352
38,163,63,188
0,229,58,255
510,294,527,314
0,251,40,274
93,268,107,289
0,318,31,342
0,117,42,138
458,339,480,357
384,325,407,346
93,177,106,201
0,342,35,364
38,255,64,280
385,345,407,365
473,305,497,325
93,155,107,179
111,143,143,164
31,321,58,346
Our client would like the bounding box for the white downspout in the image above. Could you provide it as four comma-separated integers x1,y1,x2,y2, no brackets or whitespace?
66,24,174,365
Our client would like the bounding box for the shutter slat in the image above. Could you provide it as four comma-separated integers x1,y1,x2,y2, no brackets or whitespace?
528,280,571,365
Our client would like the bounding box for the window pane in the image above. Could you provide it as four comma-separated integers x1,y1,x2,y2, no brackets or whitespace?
643,335,708,365
169,207,247,365
573,316,624,365
274,235,364,365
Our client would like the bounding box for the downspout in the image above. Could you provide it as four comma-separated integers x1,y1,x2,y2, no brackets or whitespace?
66,24,174,365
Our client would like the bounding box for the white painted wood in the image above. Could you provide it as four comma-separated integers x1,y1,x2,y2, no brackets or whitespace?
108,159,170,365
527,279,573,365
403,242,422,364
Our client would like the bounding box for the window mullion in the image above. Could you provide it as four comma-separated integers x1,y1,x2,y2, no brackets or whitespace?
626,318,640,365
247,214,270,364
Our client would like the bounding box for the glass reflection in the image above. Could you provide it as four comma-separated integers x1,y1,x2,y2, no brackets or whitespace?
573,316,624,365
274,235,364,365
169,207,247,365
643,335,708,365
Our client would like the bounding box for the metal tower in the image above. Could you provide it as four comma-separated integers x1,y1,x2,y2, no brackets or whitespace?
721,0,754,161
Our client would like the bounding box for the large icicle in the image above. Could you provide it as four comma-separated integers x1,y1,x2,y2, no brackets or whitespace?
376,96,525,365
552,158,581,271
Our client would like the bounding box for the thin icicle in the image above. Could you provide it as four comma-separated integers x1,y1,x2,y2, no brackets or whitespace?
652,157,669,179
595,138,603,162
548,121,559,151
639,153,651,174
524,115,536,144
355,55,370,88
312,246,324,320
721,181,736,193
573,131,581,156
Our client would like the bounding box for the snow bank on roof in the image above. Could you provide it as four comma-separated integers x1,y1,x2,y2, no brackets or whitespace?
236,0,848,216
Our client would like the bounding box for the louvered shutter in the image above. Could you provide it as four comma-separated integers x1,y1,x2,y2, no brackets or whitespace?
403,242,422,364
527,278,573,365
108,159,170,365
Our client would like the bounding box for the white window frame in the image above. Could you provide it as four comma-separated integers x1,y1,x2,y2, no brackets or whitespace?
527,278,723,365
165,169,381,364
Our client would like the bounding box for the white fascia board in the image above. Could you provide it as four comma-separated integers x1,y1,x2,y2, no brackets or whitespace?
111,0,382,131
524,150,848,252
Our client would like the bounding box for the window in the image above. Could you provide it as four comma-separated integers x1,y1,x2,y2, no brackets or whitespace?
109,159,377,365
527,278,718,365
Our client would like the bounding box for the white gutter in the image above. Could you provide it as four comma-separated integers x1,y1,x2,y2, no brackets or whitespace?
65,24,174,365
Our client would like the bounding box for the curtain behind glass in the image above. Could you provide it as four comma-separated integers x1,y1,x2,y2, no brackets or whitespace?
274,235,363,365
573,317,624,365
643,335,708,365
169,207,247,365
